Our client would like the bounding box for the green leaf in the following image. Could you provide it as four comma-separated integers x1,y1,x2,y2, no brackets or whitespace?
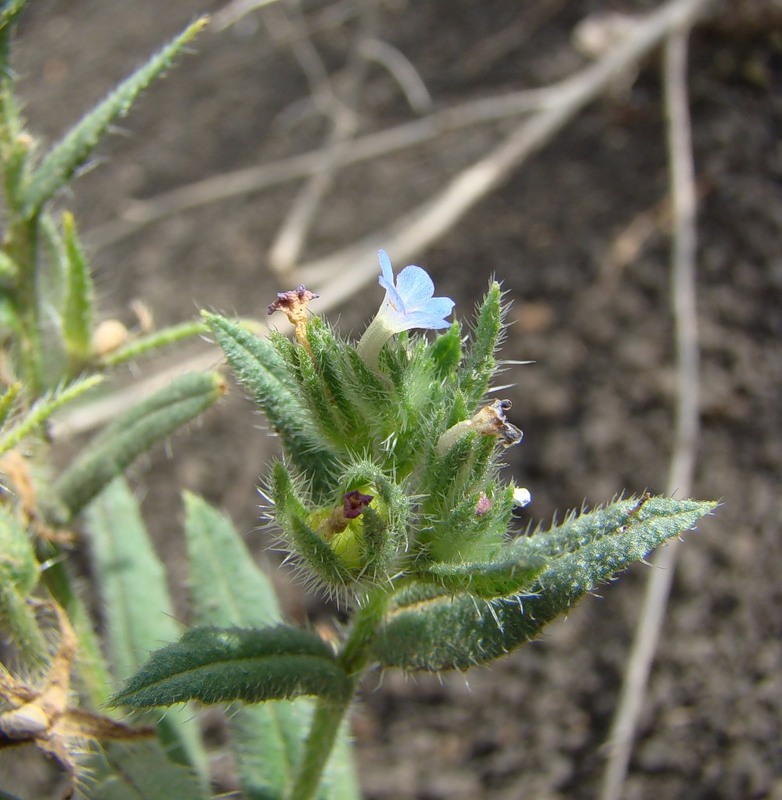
22,17,208,217
422,553,546,599
85,477,208,780
0,381,20,427
270,461,356,587
89,741,209,800
110,625,351,708
0,374,103,456
0,505,38,594
184,492,311,797
99,320,208,367
0,250,18,289
50,370,225,521
0,505,46,663
374,496,716,670
61,211,94,369
204,312,338,497
429,321,462,380
184,490,281,628
305,318,364,436
0,0,26,33
458,281,504,408
183,492,359,799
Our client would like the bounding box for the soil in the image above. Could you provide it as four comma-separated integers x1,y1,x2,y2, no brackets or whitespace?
5,1,782,798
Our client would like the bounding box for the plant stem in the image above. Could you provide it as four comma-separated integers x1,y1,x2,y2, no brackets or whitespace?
288,586,391,800
288,694,354,800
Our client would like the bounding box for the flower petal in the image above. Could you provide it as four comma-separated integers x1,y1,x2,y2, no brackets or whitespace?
394,265,436,310
357,250,455,368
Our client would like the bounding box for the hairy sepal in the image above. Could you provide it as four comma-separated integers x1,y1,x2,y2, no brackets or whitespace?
458,281,505,409
204,312,338,498
270,461,357,588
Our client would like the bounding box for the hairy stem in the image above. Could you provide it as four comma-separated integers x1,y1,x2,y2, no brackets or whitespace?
288,586,390,800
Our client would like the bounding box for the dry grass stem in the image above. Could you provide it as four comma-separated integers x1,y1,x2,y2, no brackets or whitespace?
600,17,702,800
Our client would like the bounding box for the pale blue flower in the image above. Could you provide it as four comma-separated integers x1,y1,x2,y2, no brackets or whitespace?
376,250,455,332
358,250,455,368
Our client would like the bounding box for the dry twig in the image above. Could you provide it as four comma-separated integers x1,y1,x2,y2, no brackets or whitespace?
599,17,703,800
65,0,709,441
294,0,712,298
267,0,378,277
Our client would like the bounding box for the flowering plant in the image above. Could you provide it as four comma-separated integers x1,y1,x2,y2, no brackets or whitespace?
0,9,714,800
113,252,713,799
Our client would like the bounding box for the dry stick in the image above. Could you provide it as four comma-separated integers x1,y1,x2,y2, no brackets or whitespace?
267,1,376,277
213,0,359,37
358,37,433,114
599,22,702,800
61,0,708,439
211,0,282,31
87,89,550,252
294,0,712,295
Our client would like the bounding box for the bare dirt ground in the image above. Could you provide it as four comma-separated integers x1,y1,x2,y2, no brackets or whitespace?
8,1,782,798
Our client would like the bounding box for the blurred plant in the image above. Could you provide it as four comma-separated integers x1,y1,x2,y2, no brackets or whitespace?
0,6,715,800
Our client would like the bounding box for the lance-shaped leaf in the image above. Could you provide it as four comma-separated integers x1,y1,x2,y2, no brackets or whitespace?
85,478,208,780
184,491,281,627
184,492,360,799
306,318,364,435
429,320,462,380
0,0,26,33
22,17,208,218
89,741,209,800
204,312,338,496
0,505,46,663
110,625,351,709
51,371,225,521
0,374,103,457
0,382,20,429
61,211,94,370
100,320,208,368
373,496,716,670
420,552,546,600
458,281,505,408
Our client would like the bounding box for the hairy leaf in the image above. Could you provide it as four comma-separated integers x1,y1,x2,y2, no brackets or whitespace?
183,492,358,800
270,461,357,587
0,374,103,456
422,552,546,599
458,281,504,408
204,312,338,496
0,505,46,663
89,741,208,800
184,491,281,627
86,478,208,778
23,18,208,217
429,320,462,379
100,321,208,367
374,496,715,670
61,211,94,369
51,371,225,521
110,625,351,708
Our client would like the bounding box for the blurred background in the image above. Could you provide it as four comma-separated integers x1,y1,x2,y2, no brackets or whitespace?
10,1,782,797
